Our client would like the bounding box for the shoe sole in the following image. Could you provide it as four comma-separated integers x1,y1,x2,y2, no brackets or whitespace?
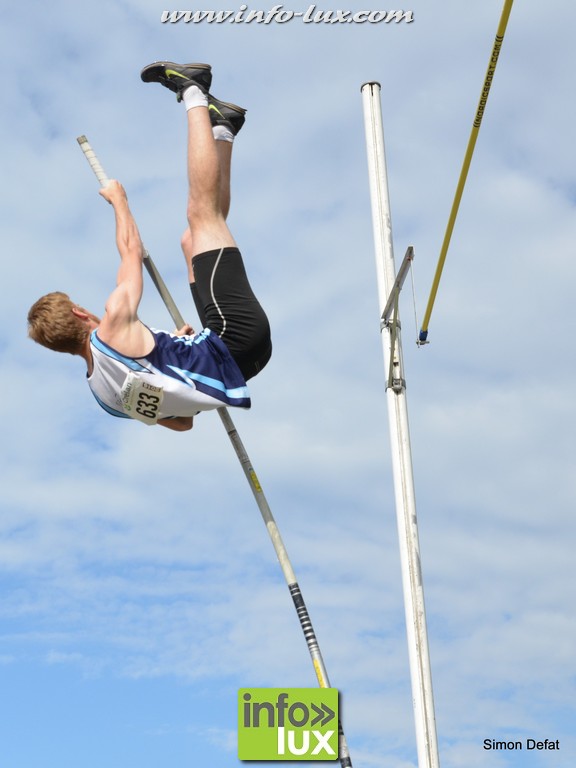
140,61,212,93
209,97,246,117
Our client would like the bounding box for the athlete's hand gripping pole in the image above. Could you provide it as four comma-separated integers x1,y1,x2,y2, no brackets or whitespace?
76,136,353,767
77,135,185,329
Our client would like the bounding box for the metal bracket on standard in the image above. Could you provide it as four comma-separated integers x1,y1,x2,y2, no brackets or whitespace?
381,246,414,326
382,247,413,391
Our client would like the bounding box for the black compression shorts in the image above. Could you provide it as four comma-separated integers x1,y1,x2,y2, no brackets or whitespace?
190,247,272,381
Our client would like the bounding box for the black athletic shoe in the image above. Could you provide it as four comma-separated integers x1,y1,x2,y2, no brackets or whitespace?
140,61,212,101
208,95,247,136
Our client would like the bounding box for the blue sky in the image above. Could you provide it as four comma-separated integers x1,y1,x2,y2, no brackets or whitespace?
1,1,575,766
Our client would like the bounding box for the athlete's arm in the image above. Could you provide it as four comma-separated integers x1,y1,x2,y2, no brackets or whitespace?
97,180,152,355
157,416,194,431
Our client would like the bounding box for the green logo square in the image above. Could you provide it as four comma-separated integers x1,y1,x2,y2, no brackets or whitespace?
238,687,339,761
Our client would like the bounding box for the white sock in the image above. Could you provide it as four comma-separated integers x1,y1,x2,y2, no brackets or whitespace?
182,84,208,111
212,124,235,143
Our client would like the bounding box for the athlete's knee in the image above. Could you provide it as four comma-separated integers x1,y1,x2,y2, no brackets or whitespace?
181,227,192,256
186,198,220,232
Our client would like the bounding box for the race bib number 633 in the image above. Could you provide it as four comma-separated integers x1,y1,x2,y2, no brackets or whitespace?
120,372,164,425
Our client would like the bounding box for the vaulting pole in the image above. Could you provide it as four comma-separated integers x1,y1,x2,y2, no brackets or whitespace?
361,85,440,768
77,135,353,768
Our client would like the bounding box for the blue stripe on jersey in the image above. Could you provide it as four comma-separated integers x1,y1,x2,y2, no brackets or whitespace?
90,331,149,372
167,365,250,401
90,389,132,419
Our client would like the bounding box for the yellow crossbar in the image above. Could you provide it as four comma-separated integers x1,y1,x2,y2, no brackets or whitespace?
419,0,515,343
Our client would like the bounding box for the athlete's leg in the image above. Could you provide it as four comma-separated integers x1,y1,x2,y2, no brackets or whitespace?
141,63,267,365
185,103,236,258
141,62,241,260
180,92,270,377
216,139,232,221
181,137,232,283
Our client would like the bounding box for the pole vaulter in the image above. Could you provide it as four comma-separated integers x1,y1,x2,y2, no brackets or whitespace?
77,133,353,768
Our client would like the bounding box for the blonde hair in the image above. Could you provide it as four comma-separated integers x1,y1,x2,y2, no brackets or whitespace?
27,291,89,355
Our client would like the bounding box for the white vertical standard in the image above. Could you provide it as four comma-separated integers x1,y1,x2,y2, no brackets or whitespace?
361,82,440,768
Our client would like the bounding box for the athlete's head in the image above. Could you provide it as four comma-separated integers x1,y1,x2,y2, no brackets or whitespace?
28,291,94,356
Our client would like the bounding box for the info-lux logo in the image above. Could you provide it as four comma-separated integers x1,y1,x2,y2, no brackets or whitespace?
238,688,339,761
